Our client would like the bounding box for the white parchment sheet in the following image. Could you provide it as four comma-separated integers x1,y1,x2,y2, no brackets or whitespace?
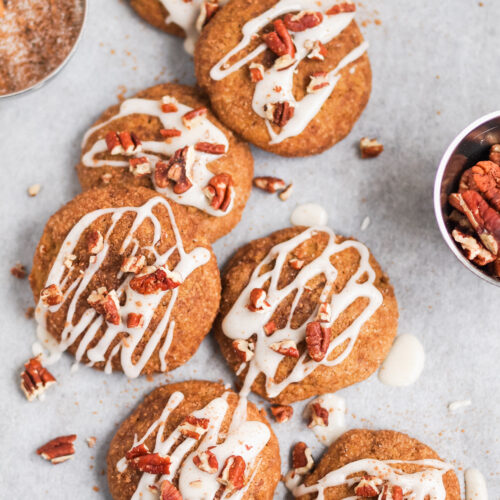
0,1,498,498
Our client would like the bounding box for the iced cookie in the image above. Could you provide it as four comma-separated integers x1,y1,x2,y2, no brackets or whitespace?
215,226,398,404
29,186,221,377
195,0,371,156
129,0,228,54
77,83,253,242
291,429,460,499
107,380,281,499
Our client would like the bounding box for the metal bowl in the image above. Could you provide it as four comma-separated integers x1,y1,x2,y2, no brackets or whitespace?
0,0,87,100
434,110,500,287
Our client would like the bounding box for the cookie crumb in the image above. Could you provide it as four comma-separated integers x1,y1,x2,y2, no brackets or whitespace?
86,436,97,448
28,184,41,197
25,306,35,319
11,263,27,279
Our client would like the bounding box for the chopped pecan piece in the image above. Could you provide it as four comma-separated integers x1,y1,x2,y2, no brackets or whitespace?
105,131,124,155
489,144,500,165
193,448,219,474
253,176,286,193
10,263,26,279
160,128,182,139
263,320,277,336
63,253,76,269
87,288,121,325
279,184,294,201
182,107,208,129
270,340,300,358
249,62,265,82
161,96,178,113
204,173,234,211
155,146,194,194
452,229,495,266
40,284,64,306
119,132,142,155
86,436,97,448
196,1,219,31
307,71,330,93
37,435,76,464
274,53,296,71
195,142,226,154
308,402,329,427
306,321,330,362
262,19,296,57
354,475,384,497
270,405,293,423
121,255,146,274
232,339,255,362
289,257,304,270
218,455,246,493
179,415,210,440
128,453,171,474
305,39,327,60
379,484,403,500
284,11,323,32
125,443,149,460
360,137,384,158
317,302,331,323
248,288,271,312
127,313,144,328
292,442,314,474
20,355,56,401
160,480,183,500
129,157,152,177
87,229,104,254
129,266,182,295
326,2,356,15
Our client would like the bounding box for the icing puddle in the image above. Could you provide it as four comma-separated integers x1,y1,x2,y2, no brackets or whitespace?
378,334,425,387
465,468,488,500
290,203,328,226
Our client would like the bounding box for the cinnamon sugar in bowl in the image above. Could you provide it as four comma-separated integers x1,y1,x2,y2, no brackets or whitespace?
0,0,86,98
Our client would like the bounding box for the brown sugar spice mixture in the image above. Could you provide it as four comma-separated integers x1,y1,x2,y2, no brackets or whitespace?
0,0,84,96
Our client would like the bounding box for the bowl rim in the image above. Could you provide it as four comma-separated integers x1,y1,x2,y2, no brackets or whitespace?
434,109,500,287
0,0,88,100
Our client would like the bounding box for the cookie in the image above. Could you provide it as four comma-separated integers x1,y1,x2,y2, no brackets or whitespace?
129,0,227,54
77,83,254,242
29,186,221,377
215,226,398,404
195,0,371,157
107,380,281,499
292,429,460,499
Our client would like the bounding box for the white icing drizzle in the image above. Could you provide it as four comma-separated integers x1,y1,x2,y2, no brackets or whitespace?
209,0,368,144
378,334,425,387
291,203,328,226
306,393,346,446
118,390,270,500
160,0,229,55
81,97,232,217
293,458,453,499
448,399,472,413
222,226,383,399
34,196,211,378
465,468,488,500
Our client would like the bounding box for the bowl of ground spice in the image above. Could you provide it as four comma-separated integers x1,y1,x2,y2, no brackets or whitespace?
0,0,87,98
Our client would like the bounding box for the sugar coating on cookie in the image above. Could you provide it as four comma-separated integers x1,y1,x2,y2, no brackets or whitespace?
107,380,281,499
215,226,398,404
291,429,461,499
30,186,221,377
195,0,371,156
77,83,253,242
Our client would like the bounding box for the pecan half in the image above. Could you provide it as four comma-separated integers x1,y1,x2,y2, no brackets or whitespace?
37,435,76,464
360,137,384,158
326,2,356,15
470,161,500,211
10,263,26,279
121,255,146,274
155,146,193,194
179,415,210,440
305,40,327,60
87,229,104,254
284,11,323,32
161,96,178,113
204,173,234,211
292,442,314,474
40,284,64,306
306,321,330,362
218,455,246,493
129,157,152,177
128,453,171,474
248,288,271,311
308,402,329,427
452,229,495,266
489,144,500,165
87,288,121,325
129,266,182,295
354,475,384,497
160,480,183,500
195,142,226,154
182,107,208,129
253,176,286,193
193,448,218,474
270,340,300,358
379,484,403,500
262,19,296,57
270,405,293,423
265,102,295,127
232,339,255,362
20,355,56,401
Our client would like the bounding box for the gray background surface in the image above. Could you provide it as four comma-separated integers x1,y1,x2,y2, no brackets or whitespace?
0,0,498,498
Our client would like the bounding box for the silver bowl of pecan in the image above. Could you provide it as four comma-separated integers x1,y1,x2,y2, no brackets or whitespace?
434,111,500,286
0,0,87,99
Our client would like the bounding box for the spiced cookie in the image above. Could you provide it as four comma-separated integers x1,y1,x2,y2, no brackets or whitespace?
195,0,371,157
107,380,281,499
291,429,460,499
77,83,254,242
215,226,398,405
29,186,221,377
129,0,228,54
